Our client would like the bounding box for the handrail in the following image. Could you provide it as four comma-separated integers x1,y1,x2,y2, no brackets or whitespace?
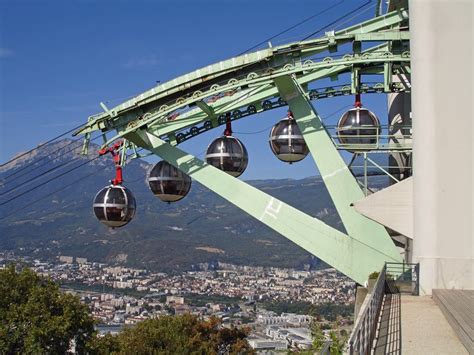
348,265,387,354
386,262,420,296
347,262,420,354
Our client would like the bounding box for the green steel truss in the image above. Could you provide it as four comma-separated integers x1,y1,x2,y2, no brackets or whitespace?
75,8,410,284
274,76,399,261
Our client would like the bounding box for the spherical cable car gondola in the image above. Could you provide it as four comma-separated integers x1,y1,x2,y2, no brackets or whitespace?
92,141,136,228
148,160,192,203
93,184,136,228
336,94,381,150
205,113,248,177
269,111,309,163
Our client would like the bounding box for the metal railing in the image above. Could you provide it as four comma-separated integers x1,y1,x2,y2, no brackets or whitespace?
347,262,420,354
348,265,387,354
386,262,420,296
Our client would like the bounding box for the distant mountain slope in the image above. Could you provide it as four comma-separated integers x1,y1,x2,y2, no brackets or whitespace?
0,139,388,272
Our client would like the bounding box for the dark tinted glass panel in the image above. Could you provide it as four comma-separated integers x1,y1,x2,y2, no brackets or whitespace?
273,121,289,137
150,163,161,179
207,139,224,155
149,161,191,199
359,110,376,125
338,108,380,146
94,207,106,220
106,206,125,221
227,139,240,154
149,181,162,195
124,188,136,209
341,111,358,127
292,141,309,154
271,139,286,154
106,188,126,204
94,188,108,204
358,128,378,144
162,181,179,195
125,206,135,220
291,121,302,135
206,136,247,176
206,157,221,169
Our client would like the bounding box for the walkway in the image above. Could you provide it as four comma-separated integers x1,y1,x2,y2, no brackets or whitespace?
401,295,468,354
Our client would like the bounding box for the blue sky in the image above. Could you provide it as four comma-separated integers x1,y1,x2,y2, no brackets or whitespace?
0,0,387,180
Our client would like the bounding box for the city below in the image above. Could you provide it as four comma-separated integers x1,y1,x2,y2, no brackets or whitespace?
0,251,355,351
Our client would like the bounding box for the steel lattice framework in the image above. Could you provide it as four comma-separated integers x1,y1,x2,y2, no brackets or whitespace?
75,8,411,284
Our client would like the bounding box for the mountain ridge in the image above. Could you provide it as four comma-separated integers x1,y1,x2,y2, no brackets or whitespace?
0,139,386,272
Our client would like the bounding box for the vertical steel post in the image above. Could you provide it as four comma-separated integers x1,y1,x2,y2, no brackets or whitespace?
364,152,368,196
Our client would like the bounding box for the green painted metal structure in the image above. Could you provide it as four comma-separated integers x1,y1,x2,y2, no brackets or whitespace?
75,8,411,284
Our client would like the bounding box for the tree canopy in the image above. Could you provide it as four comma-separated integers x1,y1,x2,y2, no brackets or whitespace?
0,264,253,354
0,264,95,354
93,315,253,355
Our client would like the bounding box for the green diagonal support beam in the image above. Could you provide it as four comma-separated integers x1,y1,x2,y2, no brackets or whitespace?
274,75,401,261
125,130,401,284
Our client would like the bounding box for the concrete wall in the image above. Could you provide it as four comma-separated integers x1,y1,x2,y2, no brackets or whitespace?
410,0,473,294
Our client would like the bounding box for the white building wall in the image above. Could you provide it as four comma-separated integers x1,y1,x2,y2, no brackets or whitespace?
410,0,473,294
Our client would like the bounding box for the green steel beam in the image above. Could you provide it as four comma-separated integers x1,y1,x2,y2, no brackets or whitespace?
355,32,409,41
98,47,405,145
75,10,408,136
125,130,401,284
274,75,401,261
74,42,397,137
195,101,217,127
151,44,393,137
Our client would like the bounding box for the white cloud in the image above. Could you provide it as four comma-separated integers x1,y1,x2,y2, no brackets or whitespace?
0,48,14,58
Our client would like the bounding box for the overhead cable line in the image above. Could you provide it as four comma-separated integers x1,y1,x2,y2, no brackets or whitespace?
0,171,97,221
238,0,345,56
0,148,145,220
2,137,84,182
2,135,102,184
0,154,101,207
331,2,378,33
300,0,373,41
0,123,85,168
1,157,85,197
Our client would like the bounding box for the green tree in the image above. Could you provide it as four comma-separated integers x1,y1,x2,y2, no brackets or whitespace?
0,264,96,354
310,321,326,351
87,333,121,354
92,314,254,355
328,331,342,354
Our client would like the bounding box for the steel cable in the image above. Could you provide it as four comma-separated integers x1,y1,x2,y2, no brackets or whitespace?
0,123,85,168
238,0,345,55
0,171,97,221
1,136,103,197
0,154,101,207
0,148,144,218
1,135,102,183
300,0,373,41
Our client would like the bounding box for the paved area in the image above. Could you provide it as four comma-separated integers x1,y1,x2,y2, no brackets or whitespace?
401,295,468,354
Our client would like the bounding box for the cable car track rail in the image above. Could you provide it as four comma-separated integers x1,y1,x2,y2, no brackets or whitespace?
163,83,411,149
76,48,410,152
